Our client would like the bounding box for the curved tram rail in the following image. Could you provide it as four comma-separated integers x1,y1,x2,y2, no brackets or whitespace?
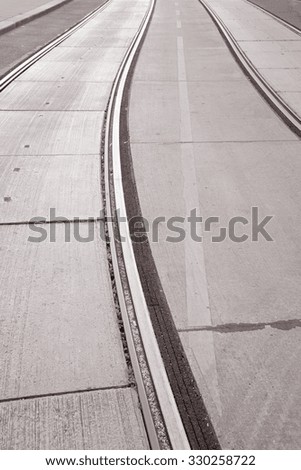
102,0,191,450
245,0,301,35
199,0,301,137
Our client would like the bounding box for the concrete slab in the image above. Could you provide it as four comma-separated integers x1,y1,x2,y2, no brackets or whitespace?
130,81,296,143
0,223,128,399
190,114,295,142
208,16,298,41
131,141,301,329
188,81,298,141
130,82,180,143
241,40,301,54
0,111,103,155
60,28,137,48
279,92,301,112
179,27,226,48
78,9,148,30
0,81,110,111
242,50,301,69
134,42,243,82
141,31,178,52
0,155,102,223
187,79,279,118
16,58,122,83
41,45,125,62
183,49,244,82
0,389,149,449
197,0,265,20
259,68,301,92
180,328,301,449
191,141,301,326
56,45,127,65
130,142,197,329
133,49,178,82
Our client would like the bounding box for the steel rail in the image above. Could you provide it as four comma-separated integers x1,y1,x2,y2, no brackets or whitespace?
245,0,301,36
199,0,301,137
0,0,112,92
103,0,191,452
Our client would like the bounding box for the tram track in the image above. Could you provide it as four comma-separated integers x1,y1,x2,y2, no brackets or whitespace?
0,0,111,91
246,0,301,34
103,0,221,451
199,0,301,137
102,0,194,450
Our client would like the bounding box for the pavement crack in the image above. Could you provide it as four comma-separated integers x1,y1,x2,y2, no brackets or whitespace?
0,385,132,405
179,319,301,334
0,217,104,227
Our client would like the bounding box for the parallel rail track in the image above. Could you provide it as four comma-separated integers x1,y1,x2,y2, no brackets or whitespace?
102,0,192,450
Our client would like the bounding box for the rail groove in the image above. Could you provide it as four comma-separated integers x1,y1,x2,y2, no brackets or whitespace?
103,0,191,451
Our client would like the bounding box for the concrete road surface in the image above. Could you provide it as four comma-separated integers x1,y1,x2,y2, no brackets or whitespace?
0,0,150,450
129,0,301,449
